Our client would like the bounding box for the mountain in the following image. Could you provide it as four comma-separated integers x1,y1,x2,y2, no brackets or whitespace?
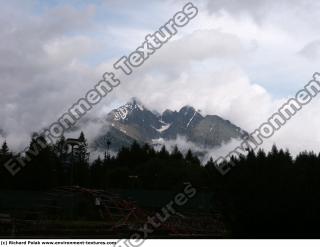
93,98,248,152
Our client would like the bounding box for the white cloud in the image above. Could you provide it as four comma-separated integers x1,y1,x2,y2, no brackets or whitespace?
1,0,320,157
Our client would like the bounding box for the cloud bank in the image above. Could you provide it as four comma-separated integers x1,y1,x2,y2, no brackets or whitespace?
1,0,320,158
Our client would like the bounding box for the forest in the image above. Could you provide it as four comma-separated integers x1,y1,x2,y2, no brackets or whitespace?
1,132,320,237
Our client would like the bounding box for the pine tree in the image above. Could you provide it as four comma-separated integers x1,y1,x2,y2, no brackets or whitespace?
74,131,90,186
185,149,194,162
171,145,183,160
159,145,169,159
79,131,86,143
78,131,89,164
1,141,9,155
185,149,200,165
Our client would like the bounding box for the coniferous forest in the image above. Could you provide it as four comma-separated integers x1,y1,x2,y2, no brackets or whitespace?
1,132,320,237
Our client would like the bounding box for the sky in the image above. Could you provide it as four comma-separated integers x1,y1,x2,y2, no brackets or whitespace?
1,0,320,156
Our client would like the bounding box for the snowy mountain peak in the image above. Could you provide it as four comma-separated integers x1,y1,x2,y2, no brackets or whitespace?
112,98,146,121
96,98,249,152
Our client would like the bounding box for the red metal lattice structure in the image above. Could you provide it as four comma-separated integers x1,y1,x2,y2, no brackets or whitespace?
45,186,184,235
44,186,230,236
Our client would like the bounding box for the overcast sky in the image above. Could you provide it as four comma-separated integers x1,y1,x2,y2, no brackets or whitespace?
1,0,320,155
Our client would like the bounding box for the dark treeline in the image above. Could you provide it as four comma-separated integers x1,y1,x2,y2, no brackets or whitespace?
1,132,320,237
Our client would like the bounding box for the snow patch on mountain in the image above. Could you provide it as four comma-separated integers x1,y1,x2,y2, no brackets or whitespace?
136,103,144,111
156,123,171,133
119,127,127,134
113,99,145,121
186,111,197,128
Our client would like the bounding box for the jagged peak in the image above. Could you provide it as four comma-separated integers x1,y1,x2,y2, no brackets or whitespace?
162,109,175,115
112,98,205,123
118,98,145,111
111,98,152,121
179,105,195,113
99,99,248,151
179,105,204,119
